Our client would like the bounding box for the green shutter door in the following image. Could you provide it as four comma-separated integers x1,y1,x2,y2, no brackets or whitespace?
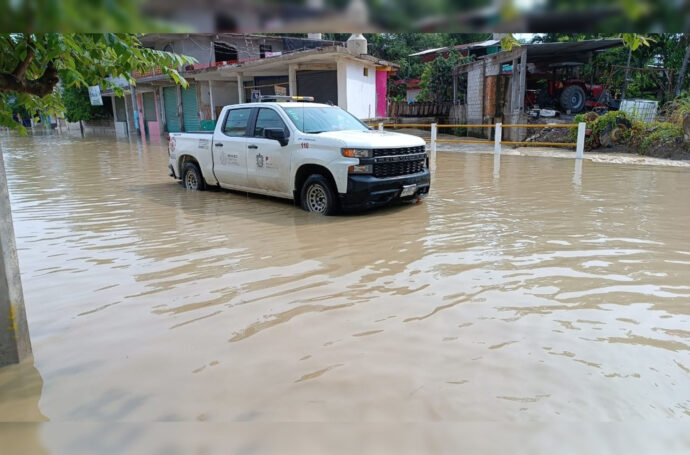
181,84,200,132
143,92,157,122
163,86,180,132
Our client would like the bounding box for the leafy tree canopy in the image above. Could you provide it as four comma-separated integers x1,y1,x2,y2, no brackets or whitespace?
0,33,196,133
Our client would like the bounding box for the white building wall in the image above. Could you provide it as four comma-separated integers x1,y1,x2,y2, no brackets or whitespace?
344,61,377,119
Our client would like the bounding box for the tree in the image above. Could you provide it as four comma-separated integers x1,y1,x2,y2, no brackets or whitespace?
417,51,471,103
61,86,95,136
676,35,690,95
0,33,195,134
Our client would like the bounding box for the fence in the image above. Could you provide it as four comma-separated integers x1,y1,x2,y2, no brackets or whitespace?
387,101,453,118
369,122,587,171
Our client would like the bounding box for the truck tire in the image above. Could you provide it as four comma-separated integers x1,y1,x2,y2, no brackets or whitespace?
300,174,337,215
182,162,205,191
560,85,586,113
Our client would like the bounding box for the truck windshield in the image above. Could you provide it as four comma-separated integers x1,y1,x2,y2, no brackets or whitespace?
281,106,369,134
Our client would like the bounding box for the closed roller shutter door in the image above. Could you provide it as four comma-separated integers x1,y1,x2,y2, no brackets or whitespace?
181,84,200,132
143,92,157,122
296,71,337,105
163,86,180,132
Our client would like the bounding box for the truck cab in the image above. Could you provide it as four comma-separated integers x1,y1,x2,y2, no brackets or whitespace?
168,99,430,214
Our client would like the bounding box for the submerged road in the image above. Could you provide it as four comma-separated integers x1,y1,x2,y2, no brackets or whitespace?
0,132,689,453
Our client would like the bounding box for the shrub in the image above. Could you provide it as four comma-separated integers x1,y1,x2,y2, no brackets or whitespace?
637,122,682,154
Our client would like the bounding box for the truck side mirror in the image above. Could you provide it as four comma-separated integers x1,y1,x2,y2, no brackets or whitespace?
264,128,288,146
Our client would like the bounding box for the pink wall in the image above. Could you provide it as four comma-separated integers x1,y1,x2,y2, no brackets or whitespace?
147,121,161,142
376,69,388,118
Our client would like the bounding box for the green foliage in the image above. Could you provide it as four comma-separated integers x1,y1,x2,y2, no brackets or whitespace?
60,85,110,123
662,92,690,125
0,0,181,32
500,34,521,51
0,33,196,134
571,109,685,155
637,122,682,154
592,111,632,136
417,51,471,103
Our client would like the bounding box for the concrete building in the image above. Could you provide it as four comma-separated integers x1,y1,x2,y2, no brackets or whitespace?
106,34,397,139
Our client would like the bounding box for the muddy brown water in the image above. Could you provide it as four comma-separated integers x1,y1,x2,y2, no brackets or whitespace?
0,132,689,453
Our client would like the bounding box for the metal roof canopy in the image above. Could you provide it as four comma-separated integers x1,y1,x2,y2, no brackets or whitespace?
523,39,623,64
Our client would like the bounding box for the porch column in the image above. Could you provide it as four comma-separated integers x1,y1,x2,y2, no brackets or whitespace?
209,80,216,121
336,60,348,110
237,73,245,103
288,64,297,96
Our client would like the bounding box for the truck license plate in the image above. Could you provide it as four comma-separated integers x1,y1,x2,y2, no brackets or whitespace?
400,184,417,197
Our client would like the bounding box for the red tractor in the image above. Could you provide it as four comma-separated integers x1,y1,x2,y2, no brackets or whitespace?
525,62,614,114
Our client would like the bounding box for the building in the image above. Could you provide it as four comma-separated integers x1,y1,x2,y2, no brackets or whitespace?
451,39,623,140
106,33,397,139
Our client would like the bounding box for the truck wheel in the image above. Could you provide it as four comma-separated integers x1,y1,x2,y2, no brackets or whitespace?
560,85,586,113
182,162,205,191
301,174,336,215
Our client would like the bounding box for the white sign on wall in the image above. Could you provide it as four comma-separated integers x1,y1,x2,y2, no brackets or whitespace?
88,85,103,106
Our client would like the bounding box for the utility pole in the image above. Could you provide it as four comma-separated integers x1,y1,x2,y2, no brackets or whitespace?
0,150,32,367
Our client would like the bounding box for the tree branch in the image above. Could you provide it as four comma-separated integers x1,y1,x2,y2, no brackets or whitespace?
13,35,34,81
0,61,58,97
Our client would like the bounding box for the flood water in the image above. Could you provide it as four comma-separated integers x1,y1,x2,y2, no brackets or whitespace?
1,132,689,453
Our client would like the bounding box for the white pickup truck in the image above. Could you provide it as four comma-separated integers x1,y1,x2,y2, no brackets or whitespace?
168,99,430,214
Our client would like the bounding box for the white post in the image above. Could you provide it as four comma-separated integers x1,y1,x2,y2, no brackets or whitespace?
576,122,586,159
378,122,383,132
494,122,502,156
430,123,437,172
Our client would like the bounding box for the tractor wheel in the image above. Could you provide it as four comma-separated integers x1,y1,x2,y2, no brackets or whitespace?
560,85,586,113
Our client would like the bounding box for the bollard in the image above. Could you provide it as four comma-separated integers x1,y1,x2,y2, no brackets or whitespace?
494,123,502,156
576,122,586,159
430,123,437,171
378,122,383,132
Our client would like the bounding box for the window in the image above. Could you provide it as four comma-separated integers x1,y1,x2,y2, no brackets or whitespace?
214,42,238,63
281,106,369,134
259,44,272,59
223,109,251,137
254,108,288,138
363,67,368,77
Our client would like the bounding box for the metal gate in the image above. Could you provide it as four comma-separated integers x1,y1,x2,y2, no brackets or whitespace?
181,84,200,132
163,86,180,132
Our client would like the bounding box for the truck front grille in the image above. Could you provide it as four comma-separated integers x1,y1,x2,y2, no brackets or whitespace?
373,160,425,178
372,146,426,157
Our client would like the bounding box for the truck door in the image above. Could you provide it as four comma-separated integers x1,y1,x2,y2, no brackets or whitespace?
212,108,252,188
246,107,292,194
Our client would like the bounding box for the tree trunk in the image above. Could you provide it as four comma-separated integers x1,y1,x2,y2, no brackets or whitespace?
79,120,84,137
622,47,632,100
676,35,690,96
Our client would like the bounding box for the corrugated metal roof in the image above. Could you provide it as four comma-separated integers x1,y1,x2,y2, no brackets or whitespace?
409,39,500,57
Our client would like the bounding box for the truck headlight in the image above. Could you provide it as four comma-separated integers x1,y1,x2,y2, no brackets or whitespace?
342,148,372,158
348,164,373,174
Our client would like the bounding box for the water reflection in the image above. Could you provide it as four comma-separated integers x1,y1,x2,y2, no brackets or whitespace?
573,158,583,187
1,132,689,451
